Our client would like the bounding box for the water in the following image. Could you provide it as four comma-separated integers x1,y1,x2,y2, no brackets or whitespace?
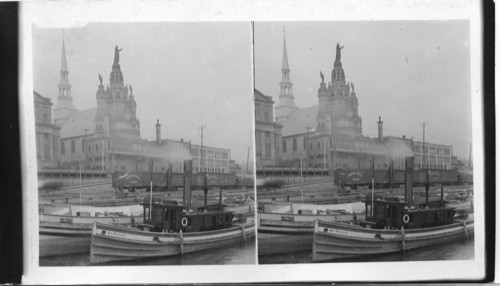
258,233,474,264
40,241,255,266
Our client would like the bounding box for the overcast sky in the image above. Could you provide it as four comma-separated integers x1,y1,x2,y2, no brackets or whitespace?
32,22,253,162
254,21,472,160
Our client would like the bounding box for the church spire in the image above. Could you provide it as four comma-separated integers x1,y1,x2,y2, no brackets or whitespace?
282,28,290,70
60,37,68,72
275,27,298,123
54,32,76,126
279,27,293,99
58,33,71,100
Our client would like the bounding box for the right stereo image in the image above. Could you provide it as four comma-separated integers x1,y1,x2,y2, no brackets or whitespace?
253,21,474,264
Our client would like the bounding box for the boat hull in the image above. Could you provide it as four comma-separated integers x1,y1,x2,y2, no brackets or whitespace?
258,212,365,235
40,214,143,237
90,222,255,265
312,219,474,262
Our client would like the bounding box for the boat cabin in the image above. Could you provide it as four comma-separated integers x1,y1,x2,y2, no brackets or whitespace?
141,197,234,233
364,197,456,230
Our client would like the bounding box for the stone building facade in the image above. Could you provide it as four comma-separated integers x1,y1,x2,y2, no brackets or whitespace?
274,34,451,171
34,91,61,168
189,144,231,173
254,89,282,167
47,39,231,173
411,141,453,170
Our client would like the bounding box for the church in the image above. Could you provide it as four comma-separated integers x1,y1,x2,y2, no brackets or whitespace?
271,33,452,171
36,39,231,173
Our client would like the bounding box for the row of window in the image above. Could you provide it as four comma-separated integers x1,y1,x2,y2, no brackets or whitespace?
413,145,451,155
191,149,229,159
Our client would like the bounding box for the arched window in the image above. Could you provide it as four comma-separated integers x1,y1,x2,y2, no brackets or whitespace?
282,140,287,153
82,139,85,152
292,138,297,151
71,140,75,153
61,142,65,155
96,144,99,152
318,141,320,149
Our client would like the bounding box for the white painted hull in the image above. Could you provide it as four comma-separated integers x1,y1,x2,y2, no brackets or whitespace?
312,219,474,262
90,222,255,265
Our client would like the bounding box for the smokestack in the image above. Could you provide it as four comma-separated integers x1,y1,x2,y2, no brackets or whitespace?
377,116,383,141
155,119,161,144
183,160,193,210
404,156,414,206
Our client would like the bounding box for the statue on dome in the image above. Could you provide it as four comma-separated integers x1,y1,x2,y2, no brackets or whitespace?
129,85,133,95
320,71,324,84
114,45,123,63
98,73,103,86
335,43,344,62
351,82,355,92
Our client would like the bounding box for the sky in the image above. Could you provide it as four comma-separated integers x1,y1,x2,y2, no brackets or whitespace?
32,22,253,162
254,21,472,160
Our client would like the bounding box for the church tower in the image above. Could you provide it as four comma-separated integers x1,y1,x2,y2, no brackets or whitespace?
102,46,140,140
275,29,298,123
54,36,76,126
323,43,362,138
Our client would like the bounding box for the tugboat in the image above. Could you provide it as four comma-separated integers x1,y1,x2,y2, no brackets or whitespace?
312,157,474,262
90,160,255,265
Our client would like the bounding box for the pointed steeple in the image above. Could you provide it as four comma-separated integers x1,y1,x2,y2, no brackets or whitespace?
275,27,298,123
61,39,68,72
282,32,290,70
279,27,292,96
54,32,76,126
58,33,71,100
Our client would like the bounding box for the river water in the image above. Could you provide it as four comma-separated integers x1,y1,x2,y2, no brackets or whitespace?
258,232,474,264
40,236,256,266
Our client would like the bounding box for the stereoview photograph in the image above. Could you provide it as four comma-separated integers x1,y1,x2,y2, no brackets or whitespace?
254,21,475,264
33,22,256,266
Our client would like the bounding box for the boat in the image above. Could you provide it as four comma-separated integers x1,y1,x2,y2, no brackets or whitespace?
90,197,255,265
258,201,366,235
39,204,143,237
312,157,474,262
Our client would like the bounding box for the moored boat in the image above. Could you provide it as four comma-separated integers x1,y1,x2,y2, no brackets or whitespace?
258,202,365,235
312,157,474,262
39,204,143,237
90,197,255,265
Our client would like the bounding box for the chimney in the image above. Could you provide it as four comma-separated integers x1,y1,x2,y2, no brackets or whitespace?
155,119,161,144
183,160,193,210
377,116,383,141
404,156,414,206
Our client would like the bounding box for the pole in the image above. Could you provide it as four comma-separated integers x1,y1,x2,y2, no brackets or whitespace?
420,122,428,169
246,146,250,174
101,139,104,172
300,156,304,203
149,161,153,219
200,125,206,172
469,143,472,169
79,158,82,206
323,137,326,168
371,157,374,216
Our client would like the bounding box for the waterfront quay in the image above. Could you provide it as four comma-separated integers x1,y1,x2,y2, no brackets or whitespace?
39,176,256,266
